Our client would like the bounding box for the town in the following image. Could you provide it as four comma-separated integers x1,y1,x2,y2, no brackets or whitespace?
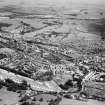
0,0,105,105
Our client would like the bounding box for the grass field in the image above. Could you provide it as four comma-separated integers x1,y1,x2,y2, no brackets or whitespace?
0,87,19,105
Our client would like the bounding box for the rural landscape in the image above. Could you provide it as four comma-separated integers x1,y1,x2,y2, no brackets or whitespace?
0,0,105,105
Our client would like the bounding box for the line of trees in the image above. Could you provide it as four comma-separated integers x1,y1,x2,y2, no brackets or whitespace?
0,66,30,77
0,78,30,92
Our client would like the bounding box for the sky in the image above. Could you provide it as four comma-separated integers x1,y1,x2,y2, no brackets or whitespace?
0,0,105,7
0,0,105,4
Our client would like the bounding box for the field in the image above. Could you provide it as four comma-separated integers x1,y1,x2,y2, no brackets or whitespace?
0,87,19,105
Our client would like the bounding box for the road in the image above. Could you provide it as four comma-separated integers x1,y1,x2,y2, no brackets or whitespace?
59,98,105,105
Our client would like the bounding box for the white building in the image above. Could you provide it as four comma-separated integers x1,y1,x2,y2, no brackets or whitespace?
50,64,66,75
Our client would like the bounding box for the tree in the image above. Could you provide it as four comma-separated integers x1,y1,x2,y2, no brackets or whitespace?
32,97,36,101
0,99,2,101
49,96,62,105
100,12,103,16
20,80,28,90
0,83,3,89
19,95,30,102
21,101,30,105
39,97,43,102
84,11,88,14
0,54,7,59
5,78,14,84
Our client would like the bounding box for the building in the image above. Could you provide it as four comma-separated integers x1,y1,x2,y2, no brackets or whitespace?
50,64,67,75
